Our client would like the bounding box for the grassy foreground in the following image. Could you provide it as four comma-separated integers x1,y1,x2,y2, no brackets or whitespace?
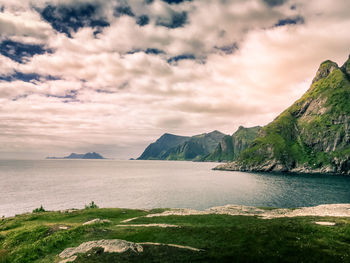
1,207,350,262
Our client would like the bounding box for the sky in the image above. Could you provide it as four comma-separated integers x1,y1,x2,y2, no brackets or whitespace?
0,0,349,159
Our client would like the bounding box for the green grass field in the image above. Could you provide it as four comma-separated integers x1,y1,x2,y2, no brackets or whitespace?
1,206,350,262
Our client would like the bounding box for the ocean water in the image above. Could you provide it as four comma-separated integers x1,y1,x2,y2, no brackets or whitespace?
1,159,350,217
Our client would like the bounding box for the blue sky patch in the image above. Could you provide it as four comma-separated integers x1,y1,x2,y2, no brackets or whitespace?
0,72,59,83
275,16,304,27
137,15,150,26
114,5,135,17
0,40,51,63
40,3,109,37
162,0,193,4
167,54,195,64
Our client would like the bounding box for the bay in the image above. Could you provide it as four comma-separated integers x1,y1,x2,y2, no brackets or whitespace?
1,159,350,217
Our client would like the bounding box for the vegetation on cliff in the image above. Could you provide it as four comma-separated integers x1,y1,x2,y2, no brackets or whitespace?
204,126,261,162
216,55,350,175
138,131,226,161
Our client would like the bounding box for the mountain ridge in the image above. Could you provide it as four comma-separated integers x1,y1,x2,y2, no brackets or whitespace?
137,130,226,161
215,55,350,175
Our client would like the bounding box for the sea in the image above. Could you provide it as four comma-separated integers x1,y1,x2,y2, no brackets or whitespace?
1,159,350,217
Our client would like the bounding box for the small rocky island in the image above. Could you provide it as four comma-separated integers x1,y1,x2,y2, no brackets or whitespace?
46,152,105,159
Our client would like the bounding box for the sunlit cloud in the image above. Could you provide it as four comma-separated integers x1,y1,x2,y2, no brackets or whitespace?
0,0,349,159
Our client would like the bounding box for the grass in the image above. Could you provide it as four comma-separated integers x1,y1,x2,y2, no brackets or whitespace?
1,207,350,262
235,64,350,171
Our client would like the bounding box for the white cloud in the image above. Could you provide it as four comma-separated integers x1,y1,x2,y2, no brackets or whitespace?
0,0,349,159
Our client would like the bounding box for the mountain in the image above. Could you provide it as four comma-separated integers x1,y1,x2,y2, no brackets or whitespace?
215,55,350,175
204,126,261,162
137,133,190,160
137,130,226,161
46,152,105,159
166,130,226,161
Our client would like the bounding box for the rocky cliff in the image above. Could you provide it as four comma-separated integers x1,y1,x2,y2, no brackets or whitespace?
204,126,261,162
138,130,226,161
215,55,350,175
166,130,226,161
137,133,190,160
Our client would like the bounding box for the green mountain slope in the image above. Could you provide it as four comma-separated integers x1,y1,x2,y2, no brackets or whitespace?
137,133,190,160
138,131,226,161
204,126,261,162
166,130,226,161
216,55,350,175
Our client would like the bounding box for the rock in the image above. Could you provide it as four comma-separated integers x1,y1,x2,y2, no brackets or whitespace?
315,221,336,226
83,218,111,225
312,60,338,83
59,239,143,259
58,239,202,261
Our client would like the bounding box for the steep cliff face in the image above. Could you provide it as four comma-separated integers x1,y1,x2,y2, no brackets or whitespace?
166,130,226,161
137,130,226,161
137,134,190,160
204,126,261,162
215,56,350,175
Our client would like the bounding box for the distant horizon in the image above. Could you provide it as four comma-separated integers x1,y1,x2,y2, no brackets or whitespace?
1,0,350,160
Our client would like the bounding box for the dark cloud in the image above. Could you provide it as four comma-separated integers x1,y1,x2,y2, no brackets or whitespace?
215,43,238,55
263,0,288,7
167,54,195,64
161,0,193,4
39,3,109,37
0,39,51,63
156,11,188,28
144,0,154,4
275,16,305,27
136,15,150,26
114,5,135,17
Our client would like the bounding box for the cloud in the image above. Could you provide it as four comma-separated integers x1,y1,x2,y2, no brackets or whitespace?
156,10,188,28
0,0,349,159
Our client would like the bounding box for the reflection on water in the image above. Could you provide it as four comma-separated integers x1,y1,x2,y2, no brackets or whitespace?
1,160,350,217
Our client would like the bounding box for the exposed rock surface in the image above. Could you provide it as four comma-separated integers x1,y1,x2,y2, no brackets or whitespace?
125,204,350,221
59,239,143,260
82,218,111,225
58,238,202,262
204,126,261,162
216,55,350,175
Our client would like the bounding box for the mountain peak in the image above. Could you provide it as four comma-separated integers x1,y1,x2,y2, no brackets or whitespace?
312,60,339,84
341,54,350,76
216,55,350,175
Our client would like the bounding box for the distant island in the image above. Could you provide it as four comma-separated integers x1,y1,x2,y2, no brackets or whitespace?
46,152,105,159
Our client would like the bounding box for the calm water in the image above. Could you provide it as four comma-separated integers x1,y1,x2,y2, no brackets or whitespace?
1,160,350,217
